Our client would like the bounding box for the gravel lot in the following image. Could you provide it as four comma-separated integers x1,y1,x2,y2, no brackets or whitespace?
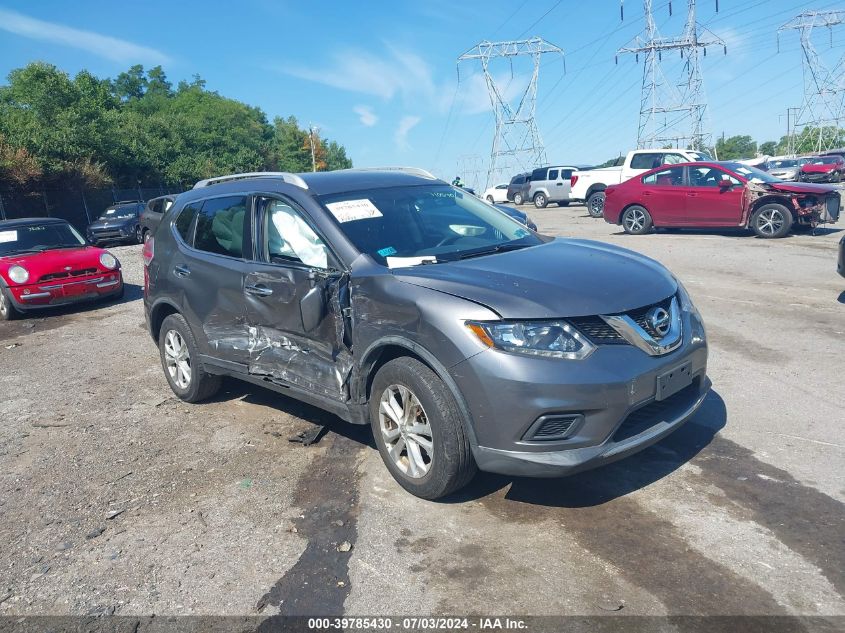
0,205,843,619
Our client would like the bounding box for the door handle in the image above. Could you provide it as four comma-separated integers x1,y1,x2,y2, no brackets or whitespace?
556,182,563,186
687,192,698,197
244,284,273,297
642,191,652,196
173,265,190,278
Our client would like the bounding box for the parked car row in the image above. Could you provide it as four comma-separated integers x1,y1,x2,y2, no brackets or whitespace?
760,151,844,183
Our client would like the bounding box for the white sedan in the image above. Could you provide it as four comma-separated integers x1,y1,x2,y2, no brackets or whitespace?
482,183,510,203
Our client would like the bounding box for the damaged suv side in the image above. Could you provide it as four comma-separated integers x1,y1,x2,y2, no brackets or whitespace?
144,170,710,499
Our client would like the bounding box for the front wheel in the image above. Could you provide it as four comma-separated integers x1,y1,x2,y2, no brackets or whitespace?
370,357,476,500
751,203,792,238
533,192,548,209
0,285,21,321
586,191,606,218
513,192,524,205
134,226,143,244
158,313,222,402
621,205,653,235
486,195,494,203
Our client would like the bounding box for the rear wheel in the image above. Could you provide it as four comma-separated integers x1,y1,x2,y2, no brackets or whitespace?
158,313,221,402
587,191,606,218
621,205,653,235
370,357,476,500
533,192,548,209
751,203,792,238
486,195,494,203
143,229,152,243
0,286,21,321
134,226,143,244
513,192,524,205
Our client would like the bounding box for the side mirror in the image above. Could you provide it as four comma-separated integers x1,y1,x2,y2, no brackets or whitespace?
719,178,733,189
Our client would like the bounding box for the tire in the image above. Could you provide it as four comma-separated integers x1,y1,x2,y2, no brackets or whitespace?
0,285,21,321
158,313,222,403
134,226,143,244
513,192,524,206
621,205,653,235
833,171,842,184
486,195,494,203
750,203,793,238
533,192,548,209
586,191,606,218
369,357,476,500
143,229,152,243
110,279,125,301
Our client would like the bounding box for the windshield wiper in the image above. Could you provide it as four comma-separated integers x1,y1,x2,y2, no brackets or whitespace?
457,242,532,260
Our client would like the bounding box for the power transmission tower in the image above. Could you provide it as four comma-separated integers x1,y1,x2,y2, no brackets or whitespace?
778,11,845,154
455,154,485,192
458,37,564,189
617,0,725,150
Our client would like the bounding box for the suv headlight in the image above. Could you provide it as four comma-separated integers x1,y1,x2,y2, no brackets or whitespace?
466,320,595,360
676,279,706,343
99,253,118,269
8,265,29,284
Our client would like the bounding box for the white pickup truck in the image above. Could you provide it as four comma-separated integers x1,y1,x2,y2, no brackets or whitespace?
571,149,711,217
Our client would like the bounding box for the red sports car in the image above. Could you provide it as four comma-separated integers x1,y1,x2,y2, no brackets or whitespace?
603,161,841,238
0,217,123,320
799,155,844,183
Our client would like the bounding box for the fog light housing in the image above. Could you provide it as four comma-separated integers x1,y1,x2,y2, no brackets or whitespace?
523,413,584,442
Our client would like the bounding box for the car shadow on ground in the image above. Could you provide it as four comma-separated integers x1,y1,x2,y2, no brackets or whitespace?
446,389,727,508
207,377,726,507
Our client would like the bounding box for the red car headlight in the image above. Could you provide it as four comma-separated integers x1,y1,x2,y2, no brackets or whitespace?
8,265,29,284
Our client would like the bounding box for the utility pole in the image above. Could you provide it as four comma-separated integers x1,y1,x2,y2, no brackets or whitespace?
778,11,845,154
308,124,319,172
458,37,564,189
617,0,725,150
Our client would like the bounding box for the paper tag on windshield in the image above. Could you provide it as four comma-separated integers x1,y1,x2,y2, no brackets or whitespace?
106,209,116,215
0,230,17,243
385,256,436,268
326,199,383,223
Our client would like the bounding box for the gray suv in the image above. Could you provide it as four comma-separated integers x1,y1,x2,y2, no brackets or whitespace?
143,169,709,499
528,165,578,208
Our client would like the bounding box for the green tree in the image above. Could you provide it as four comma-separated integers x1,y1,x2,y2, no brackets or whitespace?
759,141,777,156
714,135,757,160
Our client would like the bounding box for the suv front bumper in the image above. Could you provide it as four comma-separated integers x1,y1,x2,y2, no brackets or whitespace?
450,315,709,477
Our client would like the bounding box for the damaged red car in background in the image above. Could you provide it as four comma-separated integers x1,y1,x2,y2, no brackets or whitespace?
0,217,123,320
603,161,841,238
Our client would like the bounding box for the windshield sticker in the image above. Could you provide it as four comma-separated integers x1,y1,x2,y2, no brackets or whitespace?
385,255,436,268
514,228,529,238
105,209,116,215
326,199,383,223
0,230,18,243
377,246,398,257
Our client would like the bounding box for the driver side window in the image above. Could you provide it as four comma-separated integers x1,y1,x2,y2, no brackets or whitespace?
262,198,328,270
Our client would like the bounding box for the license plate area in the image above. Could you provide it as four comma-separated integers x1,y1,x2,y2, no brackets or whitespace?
656,361,693,401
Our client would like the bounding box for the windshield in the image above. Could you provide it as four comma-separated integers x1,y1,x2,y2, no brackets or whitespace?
0,222,86,256
808,156,840,165
768,160,797,168
721,162,781,184
318,185,542,267
98,204,138,220
687,151,712,161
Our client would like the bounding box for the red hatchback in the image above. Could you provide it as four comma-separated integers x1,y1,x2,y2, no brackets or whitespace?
603,161,841,238
799,155,844,183
0,217,123,320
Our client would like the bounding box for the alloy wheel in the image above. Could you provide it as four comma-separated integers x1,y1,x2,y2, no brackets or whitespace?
378,384,434,479
164,329,191,389
756,209,784,236
0,290,7,317
624,208,647,232
589,196,604,216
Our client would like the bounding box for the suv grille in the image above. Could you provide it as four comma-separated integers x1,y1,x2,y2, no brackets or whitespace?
612,379,700,443
39,268,98,282
569,295,675,345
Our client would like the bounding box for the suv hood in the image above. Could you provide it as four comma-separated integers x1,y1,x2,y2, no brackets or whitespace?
393,238,677,318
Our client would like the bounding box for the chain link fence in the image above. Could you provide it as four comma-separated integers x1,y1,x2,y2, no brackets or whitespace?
0,185,186,232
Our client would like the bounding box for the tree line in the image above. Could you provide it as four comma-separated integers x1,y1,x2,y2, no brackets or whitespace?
0,62,353,191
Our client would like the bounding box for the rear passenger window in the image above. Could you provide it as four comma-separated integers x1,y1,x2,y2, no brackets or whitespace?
630,153,664,170
548,169,559,180
174,203,199,242
561,169,573,179
193,196,248,258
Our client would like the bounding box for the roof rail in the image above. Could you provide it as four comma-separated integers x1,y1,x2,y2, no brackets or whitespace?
342,166,438,180
193,172,309,190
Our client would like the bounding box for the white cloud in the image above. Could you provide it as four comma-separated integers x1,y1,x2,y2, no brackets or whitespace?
354,105,378,127
395,115,421,150
281,45,437,104
0,8,170,65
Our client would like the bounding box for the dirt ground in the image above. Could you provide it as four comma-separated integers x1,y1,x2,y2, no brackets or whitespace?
0,205,843,621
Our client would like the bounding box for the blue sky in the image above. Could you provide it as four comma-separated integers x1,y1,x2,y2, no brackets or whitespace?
1,0,843,189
